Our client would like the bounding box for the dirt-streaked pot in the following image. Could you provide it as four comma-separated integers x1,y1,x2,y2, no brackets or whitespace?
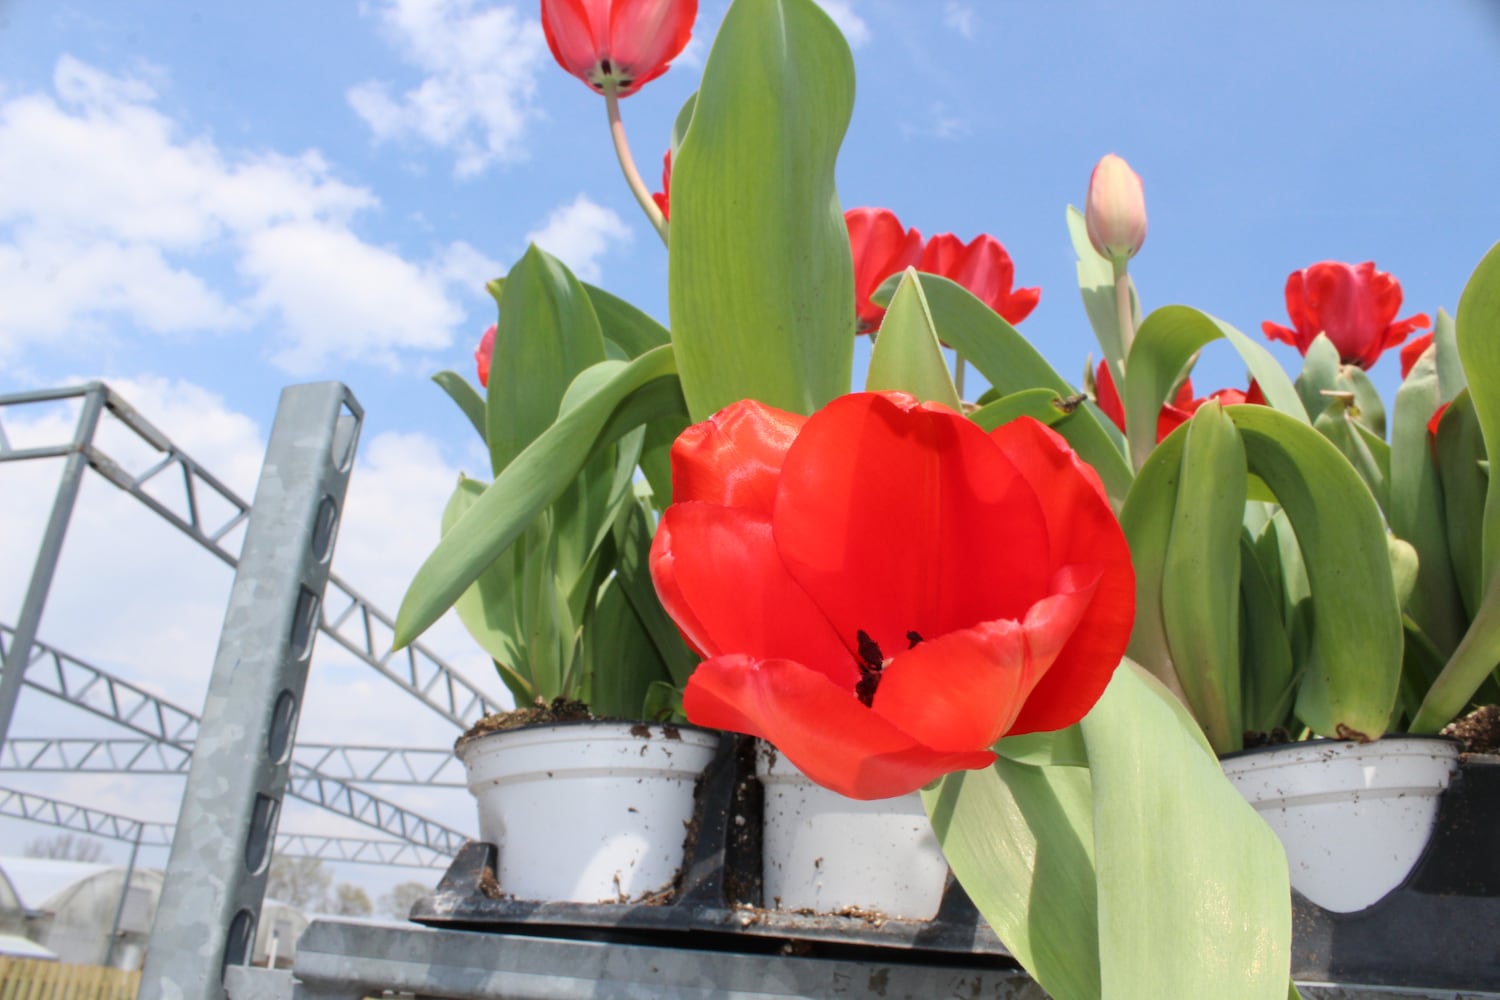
1221,736,1461,913
456,721,721,904
756,743,949,919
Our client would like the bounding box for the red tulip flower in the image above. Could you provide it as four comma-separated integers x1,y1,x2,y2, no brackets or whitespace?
541,0,697,97
1261,261,1430,371
475,324,496,388
652,149,672,220
846,208,922,334
918,232,1040,326
1093,362,1264,444
650,392,1135,799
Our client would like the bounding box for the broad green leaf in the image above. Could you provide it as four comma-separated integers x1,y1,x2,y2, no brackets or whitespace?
1435,391,1486,619
1162,403,1245,753
913,272,1134,501
396,346,679,647
1413,241,1500,731
1118,427,1188,698
865,268,961,408
1292,334,1341,425
924,759,1100,1000
969,389,1075,432
1339,362,1386,438
487,245,608,477
585,576,672,719
1081,662,1291,1000
1066,205,1131,375
1391,345,1465,656
668,0,855,420
1312,397,1390,516
1433,307,1465,403
584,282,671,358
994,725,1089,768
1239,532,1296,735
1227,405,1402,740
1388,536,1420,614
442,475,527,703
431,370,487,443
1125,305,1306,471
610,496,699,687
670,92,697,154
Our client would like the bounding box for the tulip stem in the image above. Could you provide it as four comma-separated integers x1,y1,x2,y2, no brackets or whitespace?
1113,258,1135,357
606,91,668,246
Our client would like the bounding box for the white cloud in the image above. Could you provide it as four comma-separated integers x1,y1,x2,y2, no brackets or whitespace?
943,2,976,39
523,194,632,284
815,0,870,48
349,0,550,177
0,56,486,373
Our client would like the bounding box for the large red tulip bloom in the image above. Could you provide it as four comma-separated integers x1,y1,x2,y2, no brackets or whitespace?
846,208,922,334
650,392,1135,799
1261,261,1430,371
1093,361,1264,444
918,232,1040,326
541,0,696,97
475,325,496,388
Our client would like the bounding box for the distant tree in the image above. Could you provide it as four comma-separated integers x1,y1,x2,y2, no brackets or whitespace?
331,882,372,917
24,833,106,862
379,880,430,920
266,856,333,910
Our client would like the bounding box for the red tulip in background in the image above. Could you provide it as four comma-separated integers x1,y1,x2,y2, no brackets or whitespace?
1262,261,1430,371
1399,332,1434,380
650,392,1135,799
847,208,922,333
540,0,697,97
652,150,672,220
1093,362,1264,444
918,233,1040,327
475,325,496,388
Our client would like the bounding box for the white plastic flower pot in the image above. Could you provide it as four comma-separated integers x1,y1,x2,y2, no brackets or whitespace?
756,743,949,919
455,721,720,903
1221,737,1461,913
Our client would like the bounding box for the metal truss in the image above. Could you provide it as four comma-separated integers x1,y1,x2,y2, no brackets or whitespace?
1,737,464,787
0,384,500,729
0,624,470,855
0,786,444,868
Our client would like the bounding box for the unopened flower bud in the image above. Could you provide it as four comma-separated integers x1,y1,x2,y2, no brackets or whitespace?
1085,153,1147,263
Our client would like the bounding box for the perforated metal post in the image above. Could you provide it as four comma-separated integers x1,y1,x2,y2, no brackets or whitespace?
140,383,361,1000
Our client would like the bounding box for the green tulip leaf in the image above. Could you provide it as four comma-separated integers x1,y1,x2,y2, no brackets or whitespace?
969,388,1075,432
1226,405,1402,740
668,0,855,420
585,575,673,720
994,725,1089,768
1118,425,1188,697
1162,403,1246,753
1292,334,1341,425
1337,362,1386,438
1066,205,1131,374
441,475,526,703
1434,307,1466,404
431,370,487,443
1434,391,1486,620
1125,305,1306,471
1390,347,1465,656
912,272,1134,501
865,267,961,409
487,244,607,477
1239,532,1297,735
1312,397,1390,516
924,758,1101,1000
584,282,671,358
395,346,680,648
1081,662,1291,1000
1413,241,1500,731
610,495,699,687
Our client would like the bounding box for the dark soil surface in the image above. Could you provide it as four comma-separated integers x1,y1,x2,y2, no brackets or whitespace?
1442,704,1500,755
456,697,594,749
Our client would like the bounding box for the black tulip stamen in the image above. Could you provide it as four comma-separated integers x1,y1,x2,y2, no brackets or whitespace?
855,629,884,707
907,630,924,649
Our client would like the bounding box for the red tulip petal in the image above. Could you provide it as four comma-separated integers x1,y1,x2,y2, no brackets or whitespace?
847,208,921,330
870,570,1098,752
986,418,1134,734
540,0,604,82
999,285,1041,325
1093,360,1125,432
773,393,1053,665
1261,320,1300,350
669,398,805,513
651,502,857,685
1400,332,1435,380
683,654,996,799
609,0,696,94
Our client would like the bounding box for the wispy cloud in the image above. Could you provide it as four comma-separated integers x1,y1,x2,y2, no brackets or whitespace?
523,194,633,284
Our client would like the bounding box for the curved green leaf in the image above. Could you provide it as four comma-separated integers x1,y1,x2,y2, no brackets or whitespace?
584,282,670,358
969,389,1075,432
431,370,487,443
396,346,678,648
442,475,527,703
914,272,1134,501
865,267,960,408
1162,403,1245,753
1312,397,1390,516
1434,306,1465,404
1292,334,1341,425
1118,426,1188,697
1227,405,1402,740
585,575,672,720
1082,663,1291,1000
668,0,855,419
1125,305,1306,471
1239,532,1296,735
1066,205,1131,375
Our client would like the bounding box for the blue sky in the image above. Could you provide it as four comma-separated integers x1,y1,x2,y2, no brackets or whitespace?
2,0,1498,898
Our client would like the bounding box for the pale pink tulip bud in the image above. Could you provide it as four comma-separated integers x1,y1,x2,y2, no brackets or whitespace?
1085,154,1147,263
